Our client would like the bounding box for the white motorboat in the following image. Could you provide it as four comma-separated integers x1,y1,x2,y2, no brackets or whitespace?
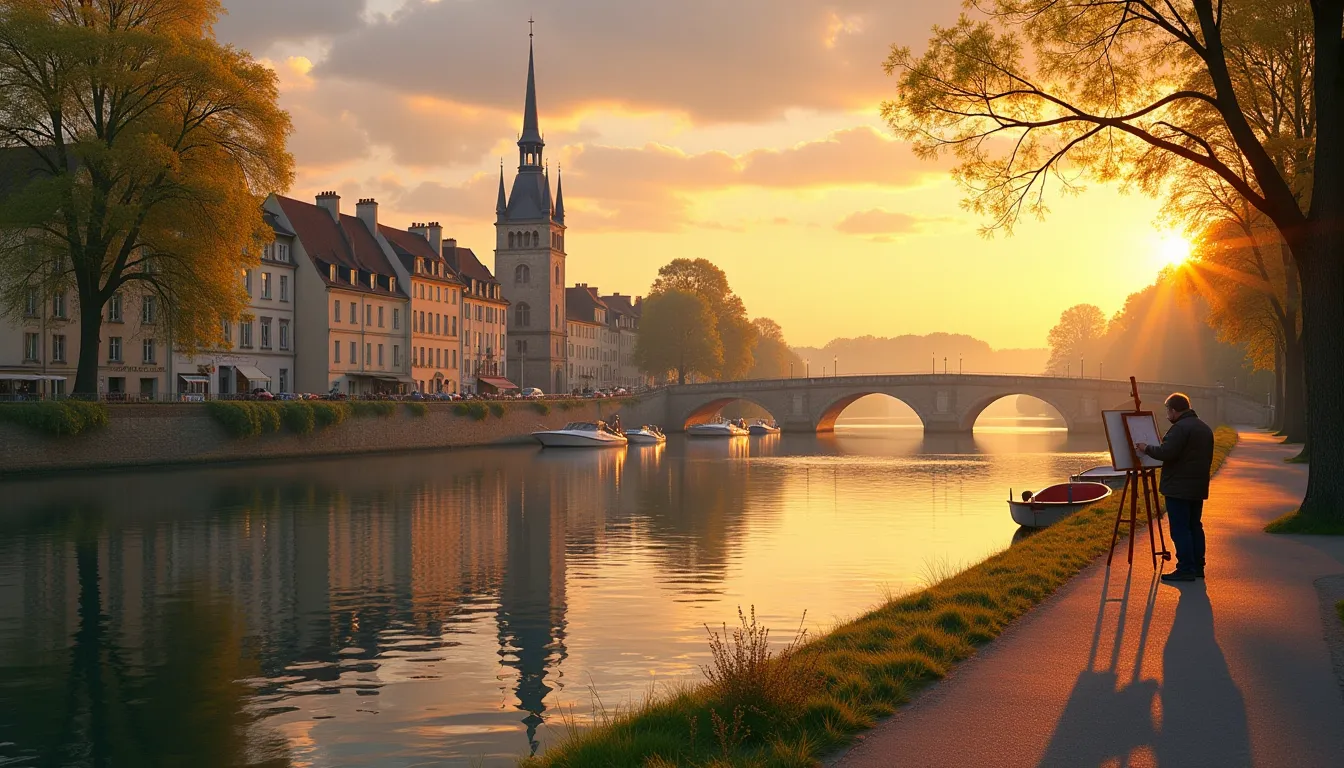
1069,465,1128,490
625,425,666,444
687,418,749,437
533,421,628,448
747,420,780,435
1009,482,1112,528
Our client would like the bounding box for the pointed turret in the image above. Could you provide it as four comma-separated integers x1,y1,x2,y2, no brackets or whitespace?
520,38,543,147
543,164,553,217
496,163,508,222
554,167,565,225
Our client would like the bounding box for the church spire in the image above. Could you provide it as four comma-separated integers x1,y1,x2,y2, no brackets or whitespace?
554,166,565,224
518,22,544,168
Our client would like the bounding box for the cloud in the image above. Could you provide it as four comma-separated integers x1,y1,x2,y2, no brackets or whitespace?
216,0,366,53
835,208,952,236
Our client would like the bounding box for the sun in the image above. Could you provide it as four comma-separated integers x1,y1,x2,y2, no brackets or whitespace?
1151,232,1193,270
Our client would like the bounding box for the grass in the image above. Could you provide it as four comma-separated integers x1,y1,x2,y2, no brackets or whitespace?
1265,510,1344,535
522,426,1239,768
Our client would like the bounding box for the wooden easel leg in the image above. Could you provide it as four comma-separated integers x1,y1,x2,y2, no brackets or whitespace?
1108,473,1131,566
1142,471,1159,569
1127,472,1138,565
1148,470,1171,563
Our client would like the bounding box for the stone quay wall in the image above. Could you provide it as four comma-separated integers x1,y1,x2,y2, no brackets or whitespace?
0,396,667,476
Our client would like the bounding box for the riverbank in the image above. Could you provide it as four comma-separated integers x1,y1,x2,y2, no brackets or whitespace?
522,427,1239,767
0,399,642,476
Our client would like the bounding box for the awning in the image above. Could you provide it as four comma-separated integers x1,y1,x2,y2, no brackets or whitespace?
235,365,270,383
477,376,519,391
178,374,211,384
374,375,415,384
0,373,61,382
39,375,67,382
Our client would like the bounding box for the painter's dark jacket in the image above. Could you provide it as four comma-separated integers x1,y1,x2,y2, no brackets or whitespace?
1143,410,1215,500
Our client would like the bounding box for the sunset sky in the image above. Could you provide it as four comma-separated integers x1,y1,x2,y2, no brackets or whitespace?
216,0,1189,353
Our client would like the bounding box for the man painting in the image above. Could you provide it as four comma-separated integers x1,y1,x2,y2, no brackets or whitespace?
1135,393,1215,583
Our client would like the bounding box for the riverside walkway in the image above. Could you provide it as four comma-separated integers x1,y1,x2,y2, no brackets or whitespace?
833,430,1344,768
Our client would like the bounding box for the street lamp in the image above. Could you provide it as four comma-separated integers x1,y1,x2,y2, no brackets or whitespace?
959,354,963,375
805,359,810,378
932,354,936,374
833,356,838,377
943,356,948,375
1081,357,1084,378
1100,362,1104,380
790,362,794,378
1066,362,1071,377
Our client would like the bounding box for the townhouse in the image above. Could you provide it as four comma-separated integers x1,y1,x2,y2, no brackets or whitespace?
444,240,510,393
382,221,464,395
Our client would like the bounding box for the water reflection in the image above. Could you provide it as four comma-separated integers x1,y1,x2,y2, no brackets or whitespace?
0,425,1106,766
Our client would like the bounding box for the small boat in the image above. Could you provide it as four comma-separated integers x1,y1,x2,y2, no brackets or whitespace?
687,418,749,437
625,425,666,444
1009,482,1112,528
747,420,780,435
533,421,628,448
1069,465,1128,490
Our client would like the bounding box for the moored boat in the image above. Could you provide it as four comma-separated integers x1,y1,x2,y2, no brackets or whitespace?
625,425,666,444
747,420,780,435
1009,482,1112,528
687,418,749,437
1068,465,1127,490
533,421,628,448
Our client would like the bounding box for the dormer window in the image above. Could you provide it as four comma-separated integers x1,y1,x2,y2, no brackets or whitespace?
390,276,397,294
370,273,377,289
329,264,336,282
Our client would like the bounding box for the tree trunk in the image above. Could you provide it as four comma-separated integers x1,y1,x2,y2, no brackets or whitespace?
73,292,104,397
1271,342,1286,433
1293,234,1344,521
1280,331,1308,443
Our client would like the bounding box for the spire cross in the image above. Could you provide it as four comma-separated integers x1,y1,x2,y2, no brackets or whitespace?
529,16,534,38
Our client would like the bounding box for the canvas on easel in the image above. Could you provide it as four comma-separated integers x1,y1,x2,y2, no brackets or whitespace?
1102,410,1162,470
1105,377,1172,568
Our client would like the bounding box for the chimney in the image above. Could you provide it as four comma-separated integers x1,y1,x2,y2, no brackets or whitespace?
443,237,457,254
316,191,341,223
426,221,443,255
356,198,379,233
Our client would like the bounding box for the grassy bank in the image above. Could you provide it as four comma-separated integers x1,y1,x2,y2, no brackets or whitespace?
524,426,1239,768
1264,510,1344,535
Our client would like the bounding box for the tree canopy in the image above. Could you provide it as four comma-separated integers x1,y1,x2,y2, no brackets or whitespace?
747,317,804,379
650,258,758,379
633,289,723,385
1046,304,1107,375
0,0,294,394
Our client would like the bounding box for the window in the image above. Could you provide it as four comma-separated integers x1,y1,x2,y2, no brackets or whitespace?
378,306,384,328
260,318,272,349
516,302,531,327
222,319,232,344
279,243,289,263
515,264,530,283
279,319,290,350
349,301,356,323
333,300,341,322
516,339,527,356
390,276,396,294
378,344,384,366
244,270,253,296
261,272,272,299
51,335,66,362
280,275,289,301
555,265,561,285
24,289,38,317
452,349,457,367
365,343,371,366
107,293,123,322
279,368,288,392
365,305,372,326
532,230,539,247
141,296,157,324
476,305,483,321
555,304,560,327
334,340,341,363
240,320,253,348
350,341,356,363
108,336,123,362
393,345,400,366
329,264,337,282
508,232,515,248
393,308,400,329
451,316,457,335
24,333,39,361
52,292,67,319
142,338,156,364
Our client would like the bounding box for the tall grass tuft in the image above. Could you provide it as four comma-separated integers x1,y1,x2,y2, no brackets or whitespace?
702,606,815,716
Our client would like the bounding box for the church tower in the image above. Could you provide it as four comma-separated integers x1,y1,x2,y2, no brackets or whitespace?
496,30,567,393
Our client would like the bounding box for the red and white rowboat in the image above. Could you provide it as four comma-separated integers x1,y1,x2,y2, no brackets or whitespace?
1009,482,1112,528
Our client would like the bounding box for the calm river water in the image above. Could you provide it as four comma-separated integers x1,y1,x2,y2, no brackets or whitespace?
0,419,1107,767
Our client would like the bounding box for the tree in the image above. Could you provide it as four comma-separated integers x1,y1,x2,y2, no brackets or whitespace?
0,0,294,395
1046,304,1108,375
746,318,804,379
884,0,1344,520
634,289,723,385
651,258,758,379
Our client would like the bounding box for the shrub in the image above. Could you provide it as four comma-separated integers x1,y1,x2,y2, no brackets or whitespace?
352,400,396,418
465,402,488,421
206,401,259,438
282,402,315,435
312,401,350,428
255,403,282,434
0,400,110,437
452,403,469,417
701,606,816,716
406,402,429,418
488,402,505,418
532,402,551,416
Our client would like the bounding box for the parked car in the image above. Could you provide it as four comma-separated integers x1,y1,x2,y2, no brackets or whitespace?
250,388,274,401
521,387,545,399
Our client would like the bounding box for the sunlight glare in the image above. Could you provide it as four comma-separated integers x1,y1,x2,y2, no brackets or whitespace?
1151,232,1193,270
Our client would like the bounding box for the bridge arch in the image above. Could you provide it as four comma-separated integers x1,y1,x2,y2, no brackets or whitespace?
678,395,782,430
957,391,1077,432
816,391,928,432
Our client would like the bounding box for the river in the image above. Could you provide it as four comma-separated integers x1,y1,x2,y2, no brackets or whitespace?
0,418,1108,767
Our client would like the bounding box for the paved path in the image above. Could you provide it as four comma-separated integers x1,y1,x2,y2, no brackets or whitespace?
833,430,1344,768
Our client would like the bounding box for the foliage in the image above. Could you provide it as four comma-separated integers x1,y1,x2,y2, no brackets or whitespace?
312,402,350,428
209,400,356,438
1265,510,1344,535
488,402,505,418
454,402,489,421
532,401,551,415
651,258,758,379
635,289,724,384
0,400,108,436
405,402,428,418
205,401,261,439
702,607,817,717
351,400,396,418
747,318,805,379
1046,305,1107,375
281,402,315,435
0,0,295,394
524,427,1239,767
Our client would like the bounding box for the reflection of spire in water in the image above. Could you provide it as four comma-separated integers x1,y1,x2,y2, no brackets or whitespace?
496,475,568,755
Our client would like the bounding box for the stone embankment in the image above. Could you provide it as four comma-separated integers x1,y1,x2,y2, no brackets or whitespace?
0,397,664,475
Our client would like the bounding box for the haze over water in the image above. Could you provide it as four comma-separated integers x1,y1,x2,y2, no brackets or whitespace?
0,417,1108,767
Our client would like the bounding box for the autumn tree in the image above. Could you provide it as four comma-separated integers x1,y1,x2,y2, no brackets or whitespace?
634,289,723,385
746,317,804,379
1046,304,1109,375
885,0,1344,519
0,0,294,395
650,258,758,379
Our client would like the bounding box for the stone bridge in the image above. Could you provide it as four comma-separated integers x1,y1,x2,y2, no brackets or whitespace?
619,375,1270,434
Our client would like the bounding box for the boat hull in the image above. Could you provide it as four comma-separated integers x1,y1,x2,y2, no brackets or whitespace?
1010,482,1112,528
532,431,627,448
748,425,780,435
1069,467,1128,490
625,430,665,444
687,424,748,437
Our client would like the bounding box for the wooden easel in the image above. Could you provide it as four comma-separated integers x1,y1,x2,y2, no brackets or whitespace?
1107,377,1172,568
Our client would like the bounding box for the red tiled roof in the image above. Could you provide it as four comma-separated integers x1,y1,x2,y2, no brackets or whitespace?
444,245,497,286
380,225,463,286
600,293,641,318
275,195,406,297
566,285,608,324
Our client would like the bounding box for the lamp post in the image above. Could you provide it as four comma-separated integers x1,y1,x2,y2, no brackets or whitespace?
1066,362,1071,377
1081,357,1084,378
943,356,948,375
932,354,936,374
833,356,838,377
789,362,794,378
805,359,810,378
959,354,963,375
1100,362,1103,380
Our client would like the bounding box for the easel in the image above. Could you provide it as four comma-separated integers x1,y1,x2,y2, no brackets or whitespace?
1106,377,1172,568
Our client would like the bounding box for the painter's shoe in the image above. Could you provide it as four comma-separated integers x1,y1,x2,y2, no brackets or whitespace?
1161,569,1197,582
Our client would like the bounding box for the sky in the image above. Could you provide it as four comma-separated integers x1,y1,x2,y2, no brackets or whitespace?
214,0,1191,351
